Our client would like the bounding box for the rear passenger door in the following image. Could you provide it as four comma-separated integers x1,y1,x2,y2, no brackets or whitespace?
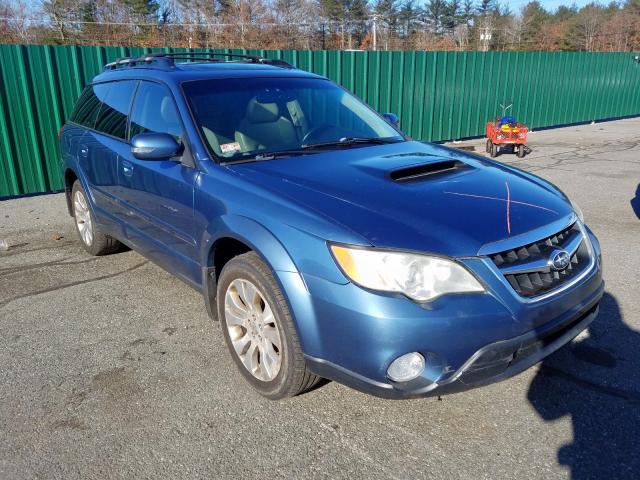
75,80,138,223
76,82,132,216
117,80,200,284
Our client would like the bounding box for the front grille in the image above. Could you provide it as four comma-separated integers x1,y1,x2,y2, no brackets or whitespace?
490,222,591,298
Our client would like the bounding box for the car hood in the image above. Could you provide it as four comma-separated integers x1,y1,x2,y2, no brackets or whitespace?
229,141,574,256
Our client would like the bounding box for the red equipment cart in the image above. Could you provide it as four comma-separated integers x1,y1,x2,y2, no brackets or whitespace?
485,117,528,158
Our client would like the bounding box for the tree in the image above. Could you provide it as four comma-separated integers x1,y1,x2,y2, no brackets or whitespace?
568,3,605,51
626,0,640,15
398,0,418,36
426,0,446,33
317,0,369,48
442,0,461,31
274,0,317,47
373,0,399,29
121,0,160,21
0,0,637,51
477,0,496,16
554,5,578,22
519,1,549,49
461,0,473,26
42,0,79,42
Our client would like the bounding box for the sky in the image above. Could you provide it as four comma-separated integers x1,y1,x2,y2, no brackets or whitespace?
520,0,599,12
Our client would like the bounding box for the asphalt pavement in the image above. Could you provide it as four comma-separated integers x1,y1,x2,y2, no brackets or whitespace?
1,117,639,479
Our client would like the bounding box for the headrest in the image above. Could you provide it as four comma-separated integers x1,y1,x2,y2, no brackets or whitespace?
246,97,279,124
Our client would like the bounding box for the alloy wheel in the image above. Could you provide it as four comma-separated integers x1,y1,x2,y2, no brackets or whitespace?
224,279,283,382
73,190,93,246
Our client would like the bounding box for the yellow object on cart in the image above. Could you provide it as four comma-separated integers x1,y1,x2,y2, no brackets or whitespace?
500,124,520,133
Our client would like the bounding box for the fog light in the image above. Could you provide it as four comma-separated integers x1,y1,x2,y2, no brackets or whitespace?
387,352,425,382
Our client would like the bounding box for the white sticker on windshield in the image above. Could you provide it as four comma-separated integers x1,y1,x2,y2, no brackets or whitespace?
221,142,241,153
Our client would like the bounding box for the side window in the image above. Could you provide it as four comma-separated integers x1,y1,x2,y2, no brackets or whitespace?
93,80,138,140
69,84,106,129
129,81,182,140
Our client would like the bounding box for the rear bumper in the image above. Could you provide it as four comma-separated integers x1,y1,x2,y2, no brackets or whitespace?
305,293,601,399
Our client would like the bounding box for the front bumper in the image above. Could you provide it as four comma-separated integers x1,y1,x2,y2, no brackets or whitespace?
280,227,603,399
304,293,601,399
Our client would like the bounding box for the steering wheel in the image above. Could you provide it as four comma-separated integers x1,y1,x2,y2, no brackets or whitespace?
301,125,341,145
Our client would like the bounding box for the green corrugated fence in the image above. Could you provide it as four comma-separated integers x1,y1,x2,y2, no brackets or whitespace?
1,45,639,198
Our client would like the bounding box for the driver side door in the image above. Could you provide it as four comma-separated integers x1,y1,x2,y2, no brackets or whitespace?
117,80,200,285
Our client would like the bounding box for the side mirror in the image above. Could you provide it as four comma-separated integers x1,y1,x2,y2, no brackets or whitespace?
383,112,400,128
131,133,181,160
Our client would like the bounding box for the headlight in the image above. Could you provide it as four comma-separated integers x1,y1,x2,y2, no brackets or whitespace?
330,244,485,302
570,199,584,223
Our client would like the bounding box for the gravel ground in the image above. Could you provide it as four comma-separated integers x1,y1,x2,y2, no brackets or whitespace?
1,118,639,480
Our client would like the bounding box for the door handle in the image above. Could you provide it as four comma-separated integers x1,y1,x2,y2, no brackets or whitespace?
122,161,134,177
79,145,88,157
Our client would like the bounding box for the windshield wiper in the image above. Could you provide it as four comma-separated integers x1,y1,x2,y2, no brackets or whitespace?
253,149,317,161
221,137,404,164
222,149,317,164
302,136,403,149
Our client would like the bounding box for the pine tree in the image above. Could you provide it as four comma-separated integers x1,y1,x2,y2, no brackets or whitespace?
477,0,495,16
520,1,549,47
398,0,418,36
442,0,461,30
462,0,474,25
426,0,446,33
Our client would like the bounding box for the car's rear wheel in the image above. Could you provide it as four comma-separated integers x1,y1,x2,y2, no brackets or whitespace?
217,251,320,399
71,181,120,256
485,139,492,153
516,144,526,158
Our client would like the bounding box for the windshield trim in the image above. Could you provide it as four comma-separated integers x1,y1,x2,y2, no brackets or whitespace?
180,75,407,165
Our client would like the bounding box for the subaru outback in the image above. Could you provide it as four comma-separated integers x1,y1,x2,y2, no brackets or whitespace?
60,52,603,399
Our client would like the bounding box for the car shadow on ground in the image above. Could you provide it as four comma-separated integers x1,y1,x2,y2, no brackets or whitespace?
527,292,640,479
631,184,640,219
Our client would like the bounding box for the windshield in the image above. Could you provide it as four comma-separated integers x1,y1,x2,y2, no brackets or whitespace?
182,77,404,162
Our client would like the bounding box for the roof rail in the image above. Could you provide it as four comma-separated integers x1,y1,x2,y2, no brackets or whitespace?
103,52,294,71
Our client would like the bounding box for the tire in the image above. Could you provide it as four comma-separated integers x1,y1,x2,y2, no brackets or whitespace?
71,181,121,256
217,251,320,399
485,139,492,153
517,144,526,158
490,142,498,157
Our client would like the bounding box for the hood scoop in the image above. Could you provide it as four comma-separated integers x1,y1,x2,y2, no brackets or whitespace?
389,160,469,183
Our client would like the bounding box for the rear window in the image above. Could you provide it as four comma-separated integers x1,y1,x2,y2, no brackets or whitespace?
93,80,138,140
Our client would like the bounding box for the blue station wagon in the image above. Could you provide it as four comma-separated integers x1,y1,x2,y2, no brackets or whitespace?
60,53,603,399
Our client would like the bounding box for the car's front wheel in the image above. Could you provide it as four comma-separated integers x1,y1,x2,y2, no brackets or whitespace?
71,181,120,256
217,251,320,399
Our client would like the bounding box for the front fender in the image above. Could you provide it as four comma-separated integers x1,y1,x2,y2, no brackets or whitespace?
199,214,322,353
200,214,298,272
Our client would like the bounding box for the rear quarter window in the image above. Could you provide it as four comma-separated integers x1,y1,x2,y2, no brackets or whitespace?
69,85,104,129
